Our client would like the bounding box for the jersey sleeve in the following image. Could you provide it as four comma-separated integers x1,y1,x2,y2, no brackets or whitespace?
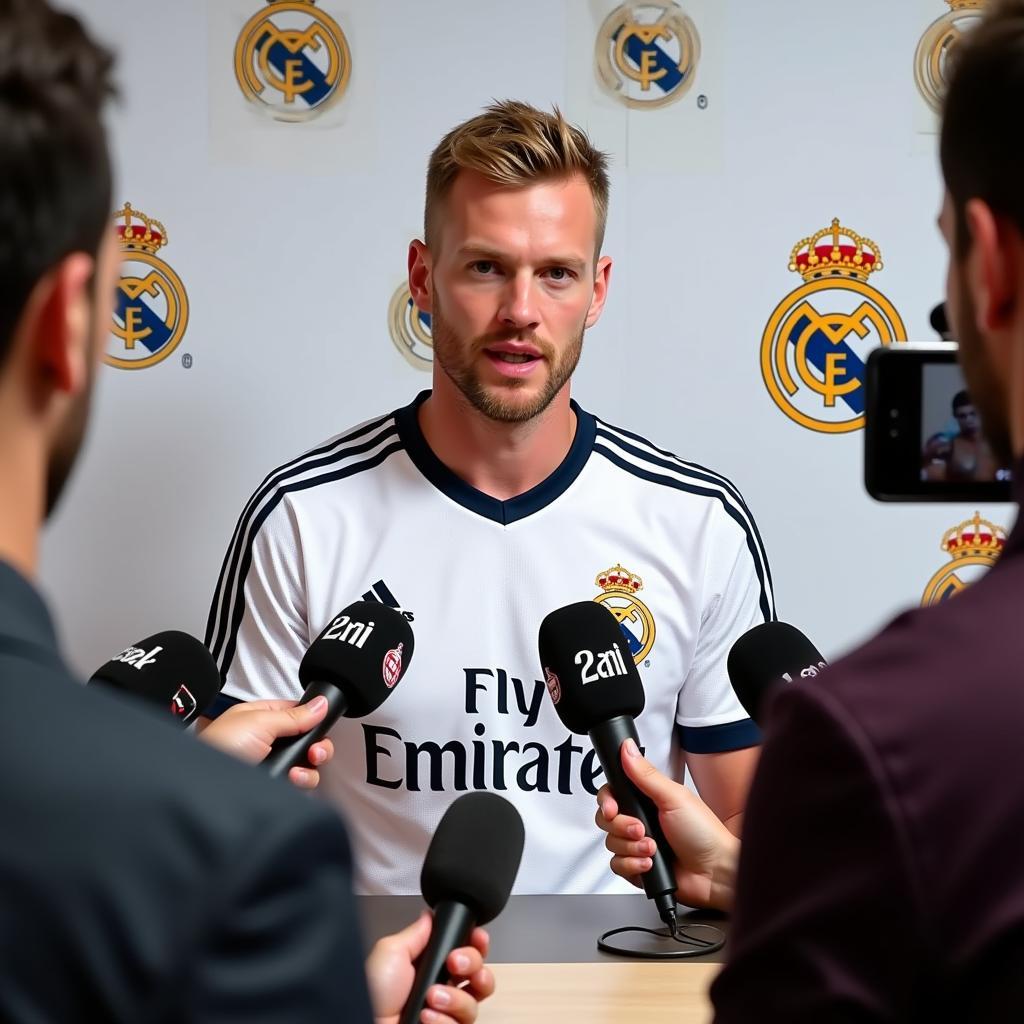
204,494,309,714
675,508,772,753
710,683,922,1020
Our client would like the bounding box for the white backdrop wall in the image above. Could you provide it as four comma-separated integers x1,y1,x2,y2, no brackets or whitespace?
40,0,1015,678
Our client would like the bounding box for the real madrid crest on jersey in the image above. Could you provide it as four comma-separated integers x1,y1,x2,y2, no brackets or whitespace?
594,1,701,109
915,0,986,114
922,511,1005,606
234,0,351,121
108,204,189,371
388,282,433,370
593,564,656,663
761,219,907,433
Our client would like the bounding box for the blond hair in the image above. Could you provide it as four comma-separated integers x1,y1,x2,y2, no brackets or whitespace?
424,100,610,257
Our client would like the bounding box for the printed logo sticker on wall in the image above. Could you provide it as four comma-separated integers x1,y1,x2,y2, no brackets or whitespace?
761,218,907,434
388,282,433,370
922,511,1005,606
594,2,701,109
593,564,656,664
234,0,351,122
915,0,986,114
108,204,189,370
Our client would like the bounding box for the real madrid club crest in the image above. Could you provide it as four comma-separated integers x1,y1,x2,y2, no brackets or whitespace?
921,511,1005,606
761,219,907,434
108,204,189,371
388,282,433,370
234,0,351,122
595,2,701,109
915,0,986,114
593,564,656,663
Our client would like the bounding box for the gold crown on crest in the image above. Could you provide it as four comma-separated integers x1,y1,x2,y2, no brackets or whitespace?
789,218,882,282
947,0,985,10
941,512,1006,558
114,203,167,254
596,564,643,594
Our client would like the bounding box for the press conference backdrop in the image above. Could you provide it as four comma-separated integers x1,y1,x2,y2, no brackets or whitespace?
41,0,1013,682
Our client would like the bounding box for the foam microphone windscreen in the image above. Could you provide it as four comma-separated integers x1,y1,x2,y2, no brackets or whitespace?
726,621,827,726
420,792,525,924
930,302,951,339
298,601,414,717
88,631,221,726
538,601,645,736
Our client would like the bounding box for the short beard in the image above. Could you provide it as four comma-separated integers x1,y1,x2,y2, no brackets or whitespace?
45,313,98,518
430,290,584,424
952,264,1013,466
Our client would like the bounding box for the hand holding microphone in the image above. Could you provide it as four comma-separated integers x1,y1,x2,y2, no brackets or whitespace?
538,601,680,933
397,792,524,1024
88,631,335,787
262,600,414,778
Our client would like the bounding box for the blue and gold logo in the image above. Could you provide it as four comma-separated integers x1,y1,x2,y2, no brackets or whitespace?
388,282,433,370
593,564,656,663
915,0,986,114
595,2,701,109
108,204,189,371
761,219,907,434
922,511,1005,606
234,0,351,122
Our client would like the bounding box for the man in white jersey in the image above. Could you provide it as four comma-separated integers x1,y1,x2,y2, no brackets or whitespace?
200,101,775,894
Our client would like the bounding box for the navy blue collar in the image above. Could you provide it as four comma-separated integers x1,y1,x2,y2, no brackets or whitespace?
394,390,596,525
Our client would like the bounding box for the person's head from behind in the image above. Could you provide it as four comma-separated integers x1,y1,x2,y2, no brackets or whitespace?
408,100,613,424
952,389,982,437
0,0,117,525
940,0,1024,466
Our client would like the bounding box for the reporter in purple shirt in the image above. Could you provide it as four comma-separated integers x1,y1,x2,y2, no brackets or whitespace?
596,2,1024,1019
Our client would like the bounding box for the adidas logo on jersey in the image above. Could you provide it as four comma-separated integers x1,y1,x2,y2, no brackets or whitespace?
362,579,414,622
574,642,629,686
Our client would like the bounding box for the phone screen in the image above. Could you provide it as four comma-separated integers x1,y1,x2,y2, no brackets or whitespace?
864,346,1013,502
920,363,1012,485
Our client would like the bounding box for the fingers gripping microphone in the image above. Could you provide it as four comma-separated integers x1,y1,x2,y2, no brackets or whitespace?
399,793,524,1024
538,601,679,935
261,601,414,778
88,631,221,727
726,621,828,727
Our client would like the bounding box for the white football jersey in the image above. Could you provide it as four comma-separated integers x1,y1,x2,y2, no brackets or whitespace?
205,392,775,894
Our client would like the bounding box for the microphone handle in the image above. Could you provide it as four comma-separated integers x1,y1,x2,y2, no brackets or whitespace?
262,679,348,778
589,716,678,909
398,901,475,1024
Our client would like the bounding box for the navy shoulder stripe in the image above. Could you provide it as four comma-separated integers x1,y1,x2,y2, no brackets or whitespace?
206,413,402,677
676,719,762,754
594,441,775,623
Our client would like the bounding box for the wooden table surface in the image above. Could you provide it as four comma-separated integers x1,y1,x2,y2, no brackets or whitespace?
358,894,728,1021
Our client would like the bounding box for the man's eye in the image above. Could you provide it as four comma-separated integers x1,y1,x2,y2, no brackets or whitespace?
472,261,495,274
547,267,570,281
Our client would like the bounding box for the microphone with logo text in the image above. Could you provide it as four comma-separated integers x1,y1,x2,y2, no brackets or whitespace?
88,631,221,727
398,792,524,1024
726,621,828,727
538,601,680,935
261,600,414,779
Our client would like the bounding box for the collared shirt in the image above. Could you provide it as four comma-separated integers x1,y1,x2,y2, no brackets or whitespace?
712,464,1024,1021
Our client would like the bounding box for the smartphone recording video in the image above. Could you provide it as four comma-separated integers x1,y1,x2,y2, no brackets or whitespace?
864,346,1012,502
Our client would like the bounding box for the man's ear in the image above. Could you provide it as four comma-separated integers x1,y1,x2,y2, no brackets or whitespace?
964,199,1018,335
408,239,433,313
27,252,96,397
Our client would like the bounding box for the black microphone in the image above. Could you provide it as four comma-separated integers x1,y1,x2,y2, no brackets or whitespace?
538,601,679,935
930,301,953,340
88,631,221,727
261,600,414,778
398,792,524,1024
726,621,827,727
